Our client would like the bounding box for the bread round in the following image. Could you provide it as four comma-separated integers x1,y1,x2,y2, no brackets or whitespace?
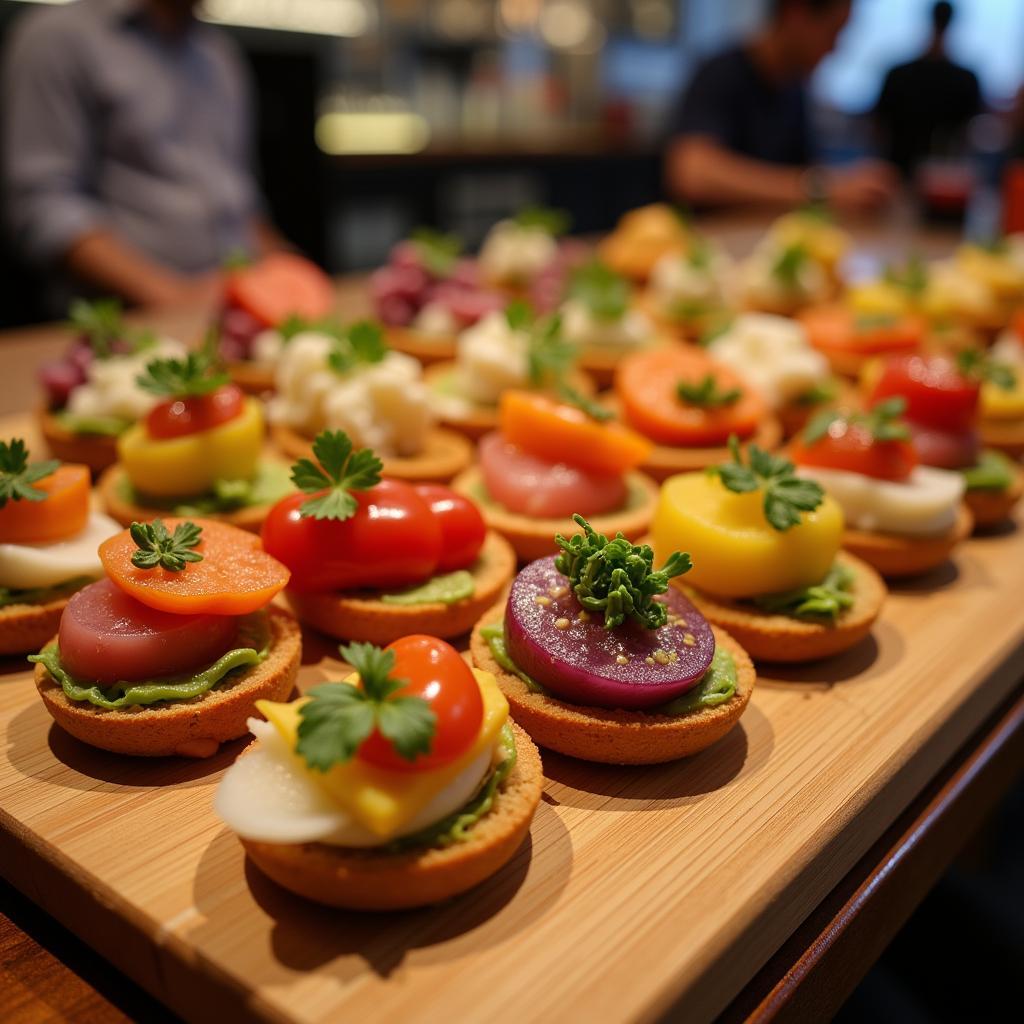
842,503,973,578
97,464,278,534
271,423,472,484
240,721,542,910
34,605,301,758
637,416,784,482
470,609,755,764
0,593,77,656
384,325,458,365
284,531,516,644
963,462,1024,528
38,408,119,475
450,467,659,562
422,363,596,440
679,552,886,663
225,360,275,396
979,416,1024,459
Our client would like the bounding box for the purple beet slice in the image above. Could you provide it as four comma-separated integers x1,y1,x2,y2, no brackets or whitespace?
504,556,715,710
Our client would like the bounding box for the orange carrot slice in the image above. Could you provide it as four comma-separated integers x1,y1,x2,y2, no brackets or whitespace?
0,464,90,543
499,391,651,475
100,517,290,615
614,346,764,447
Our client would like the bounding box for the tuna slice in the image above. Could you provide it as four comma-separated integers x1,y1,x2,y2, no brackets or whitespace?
58,578,238,685
504,556,715,710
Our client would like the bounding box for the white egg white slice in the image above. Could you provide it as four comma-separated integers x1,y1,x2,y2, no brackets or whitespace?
0,511,121,590
797,465,964,537
214,719,494,848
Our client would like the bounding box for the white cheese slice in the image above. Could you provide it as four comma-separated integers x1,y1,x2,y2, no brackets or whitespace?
0,511,121,590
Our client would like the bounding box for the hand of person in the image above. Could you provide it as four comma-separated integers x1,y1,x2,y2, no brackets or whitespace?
824,161,900,214
148,270,224,310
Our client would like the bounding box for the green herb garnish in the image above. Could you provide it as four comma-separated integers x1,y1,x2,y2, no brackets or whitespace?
504,302,577,387
566,260,630,322
884,253,928,296
714,436,824,532
296,642,436,771
554,514,691,630
290,429,382,521
558,383,613,421
803,397,910,446
956,349,1017,391
411,227,462,278
136,347,228,398
68,298,124,359
278,315,344,342
327,320,389,375
514,205,570,236
676,373,742,408
772,244,808,288
129,519,203,572
753,562,855,620
0,439,59,509
794,378,838,407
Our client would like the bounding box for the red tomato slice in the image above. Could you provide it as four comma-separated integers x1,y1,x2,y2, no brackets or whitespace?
800,305,924,355
224,252,336,328
790,418,918,481
145,384,246,440
357,635,484,772
58,578,237,684
261,480,442,593
412,484,486,571
868,354,979,433
478,431,627,518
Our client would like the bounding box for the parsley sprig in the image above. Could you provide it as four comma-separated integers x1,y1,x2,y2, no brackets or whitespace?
803,397,911,446
677,373,742,408
69,298,124,359
296,642,437,771
566,260,630,322
504,301,577,387
772,243,809,288
327,321,388,375
129,519,203,572
278,315,343,342
514,205,570,236
137,344,228,398
554,514,692,630
0,439,59,509
411,227,462,278
714,436,824,532
956,349,1017,391
558,383,613,422
291,429,383,521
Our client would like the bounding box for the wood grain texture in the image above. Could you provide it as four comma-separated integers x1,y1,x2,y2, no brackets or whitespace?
0,259,1020,1023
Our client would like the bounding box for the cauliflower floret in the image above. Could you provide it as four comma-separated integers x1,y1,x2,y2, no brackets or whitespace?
559,299,653,349
453,311,531,406
479,220,558,286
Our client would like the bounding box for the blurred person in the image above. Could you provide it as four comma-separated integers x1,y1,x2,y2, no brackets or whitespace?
1,0,287,312
873,1,981,180
664,0,898,214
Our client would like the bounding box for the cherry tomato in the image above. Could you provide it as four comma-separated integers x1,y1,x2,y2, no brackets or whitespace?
868,354,978,434
145,384,245,440
357,635,484,772
261,479,442,593
790,418,918,481
413,484,486,571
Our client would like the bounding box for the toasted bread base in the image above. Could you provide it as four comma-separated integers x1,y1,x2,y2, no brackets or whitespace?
0,594,77,657
679,552,886,663
470,610,755,764
241,721,542,910
842,504,973,578
576,331,674,388
285,532,516,644
423,363,596,440
450,468,659,563
38,409,120,475
383,325,458,365
226,360,275,396
979,416,1024,459
964,462,1024,528
97,465,277,534
272,423,472,484
34,606,301,758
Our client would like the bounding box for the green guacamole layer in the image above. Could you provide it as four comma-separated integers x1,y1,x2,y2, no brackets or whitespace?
961,450,1015,492
479,622,737,714
0,576,93,609
117,460,293,516
751,561,855,621
379,569,475,606
55,411,133,437
29,613,270,710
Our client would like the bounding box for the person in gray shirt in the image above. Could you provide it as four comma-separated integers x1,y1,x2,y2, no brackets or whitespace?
2,0,287,311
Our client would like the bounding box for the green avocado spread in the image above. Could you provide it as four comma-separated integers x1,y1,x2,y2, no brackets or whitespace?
28,613,270,710
387,723,517,851
961,450,1014,492
0,576,93,609
751,561,855,621
379,569,475,606
480,622,737,713
118,460,293,516
55,411,133,437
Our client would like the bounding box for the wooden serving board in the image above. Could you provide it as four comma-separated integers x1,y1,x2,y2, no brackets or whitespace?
2,411,1024,1024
